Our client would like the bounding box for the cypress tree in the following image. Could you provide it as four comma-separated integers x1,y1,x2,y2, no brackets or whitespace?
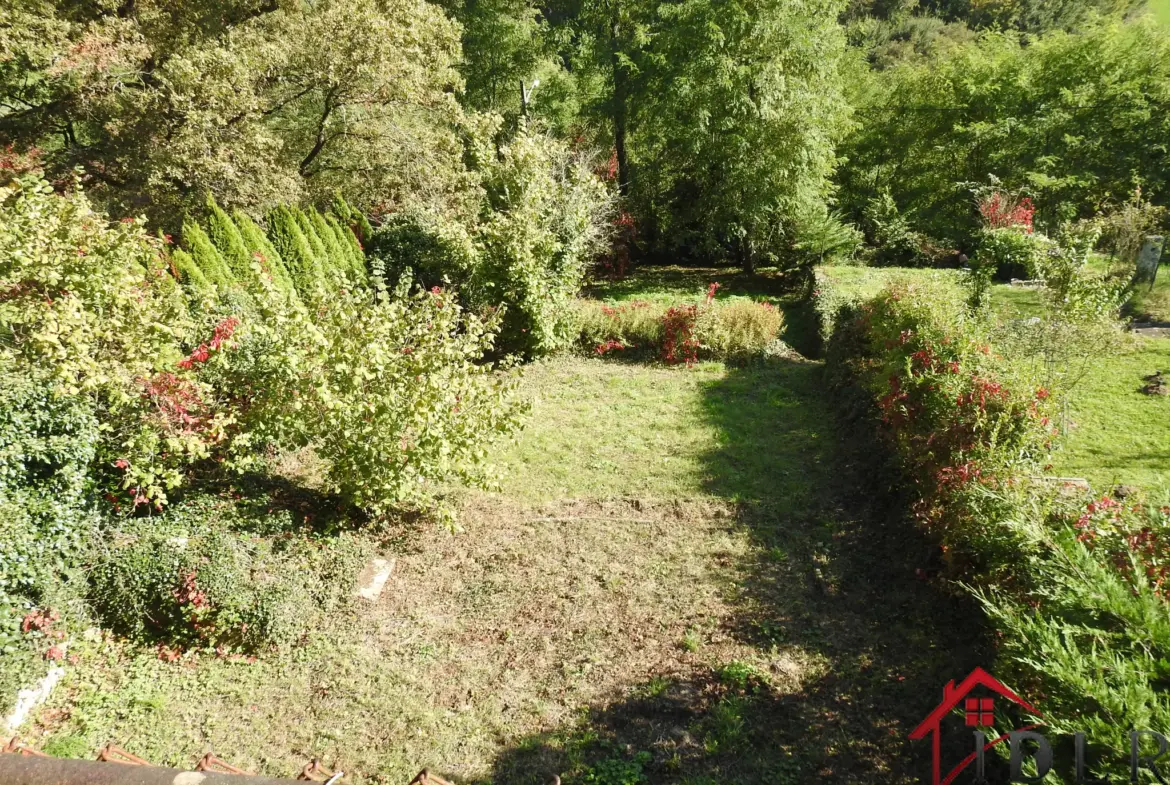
310,209,349,277
294,209,330,273
331,193,373,249
182,219,236,290
170,248,214,298
205,195,253,282
267,205,323,298
326,213,368,281
234,209,297,297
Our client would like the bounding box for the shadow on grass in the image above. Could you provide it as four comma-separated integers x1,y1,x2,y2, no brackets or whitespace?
176,467,369,536
484,358,993,784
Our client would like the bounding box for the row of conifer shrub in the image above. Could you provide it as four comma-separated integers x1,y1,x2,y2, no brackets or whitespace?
823,274,1170,778
173,194,369,303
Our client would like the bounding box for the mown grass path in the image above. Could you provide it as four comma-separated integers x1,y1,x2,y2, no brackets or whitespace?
34,355,988,784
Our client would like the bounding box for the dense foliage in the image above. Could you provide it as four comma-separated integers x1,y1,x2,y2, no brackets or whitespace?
576,289,786,363
839,19,1170,253
0,173,526,643
370,130,613,357
0,0,471,222
89,497,371,652
627,0,852,271
827,277,1056,579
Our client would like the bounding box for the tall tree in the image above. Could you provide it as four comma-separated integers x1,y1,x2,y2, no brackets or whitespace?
633,0,852,271
0,0,469,224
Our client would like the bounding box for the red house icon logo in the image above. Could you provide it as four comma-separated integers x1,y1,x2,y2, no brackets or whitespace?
909,667,1043,785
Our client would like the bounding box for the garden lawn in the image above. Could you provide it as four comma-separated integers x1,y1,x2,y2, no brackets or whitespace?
1153,0,1170,26
20,352,986,785
1051,335,1170,491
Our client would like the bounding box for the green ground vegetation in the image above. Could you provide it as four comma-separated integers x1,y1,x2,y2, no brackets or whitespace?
1130,269,1170,323
21,311,988,784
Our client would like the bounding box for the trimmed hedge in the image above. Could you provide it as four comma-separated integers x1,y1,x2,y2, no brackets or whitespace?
822,274,1170,778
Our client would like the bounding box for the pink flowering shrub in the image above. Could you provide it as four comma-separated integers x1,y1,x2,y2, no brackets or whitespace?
1070,495,1170,596
827,276,1170,767
977,191,1035,233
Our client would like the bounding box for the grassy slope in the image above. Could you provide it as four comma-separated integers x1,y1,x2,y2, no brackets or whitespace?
1054,336,1170,490
22,276,986,785
1153,0,1170,25
988,281,1170,490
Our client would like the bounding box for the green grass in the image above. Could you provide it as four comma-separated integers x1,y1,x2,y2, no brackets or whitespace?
816,265,962,302
496,359,727,501
989,283,1046,319
1052,336,1170,490
21,348,986,784
497,356,830,507
1151,0,1170,26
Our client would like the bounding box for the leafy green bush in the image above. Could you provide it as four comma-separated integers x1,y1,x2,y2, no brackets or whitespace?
0,175,211,505
367,131,613,359
1032,225,1126,321
695,300,785,359
824,276,1170,776
0,366,101,642
862,190,929,267
575,300,667,352
168,199,524,516
971,227,1049,282
977,494,1170,778
966,227,1051,309
368,211,478,291
299,279,528,515
88,496,371,651
471,132,613,357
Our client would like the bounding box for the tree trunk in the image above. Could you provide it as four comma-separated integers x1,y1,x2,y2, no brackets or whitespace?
741,235,755,275
610,16,630,195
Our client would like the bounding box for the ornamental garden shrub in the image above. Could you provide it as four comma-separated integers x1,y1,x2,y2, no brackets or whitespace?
283,278,528,517
0,366,100,644
573,288,785,363
694,299,785,360
471,132,614,357
824,275,1170,775
976,493,1170,778
0,174,209,507
174,204,527,518
575,300,667,354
